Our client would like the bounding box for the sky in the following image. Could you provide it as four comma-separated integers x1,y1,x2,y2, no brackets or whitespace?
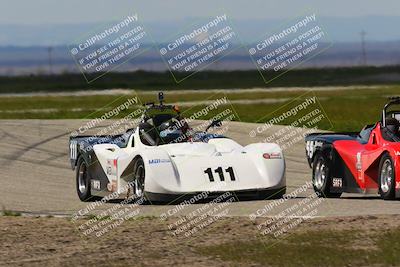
1,0,400,25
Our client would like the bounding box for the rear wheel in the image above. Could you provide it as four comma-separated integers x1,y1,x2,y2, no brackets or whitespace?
312,153,342,198
76,157,93,201
379,153,396,200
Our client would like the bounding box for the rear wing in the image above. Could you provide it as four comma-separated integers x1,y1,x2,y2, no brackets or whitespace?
305,131,359,141
305,131,360,168
69,139,79,169
69,134,126,169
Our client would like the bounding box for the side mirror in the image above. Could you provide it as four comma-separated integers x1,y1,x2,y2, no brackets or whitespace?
206,119,222,132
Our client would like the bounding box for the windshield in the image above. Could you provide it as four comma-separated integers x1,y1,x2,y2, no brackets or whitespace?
357,125,373,144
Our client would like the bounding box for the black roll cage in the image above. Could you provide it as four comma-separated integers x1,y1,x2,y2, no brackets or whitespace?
382,96,400,127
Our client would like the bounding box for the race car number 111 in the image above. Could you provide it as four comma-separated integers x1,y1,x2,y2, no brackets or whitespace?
204,167,236,182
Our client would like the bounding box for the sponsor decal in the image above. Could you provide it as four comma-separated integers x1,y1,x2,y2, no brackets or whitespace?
106,159,117,175
92,180,101,190
263,152,282,159
356,152,364,183
332,177,342,188
356,152,362,171
149,159,171,164
107,180,117,192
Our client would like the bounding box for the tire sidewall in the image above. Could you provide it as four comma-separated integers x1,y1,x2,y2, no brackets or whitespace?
76,157,91,201
379,153,396,200
312,153,329,196
132,158,146,202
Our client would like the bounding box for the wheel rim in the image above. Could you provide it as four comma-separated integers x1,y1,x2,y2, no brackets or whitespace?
78,162,87,193
380,159,393,193
314,159,326,189
134,164,145,197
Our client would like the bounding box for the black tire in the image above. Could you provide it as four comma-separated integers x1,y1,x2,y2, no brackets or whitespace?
76,157,92,202
378,153,396,200
312,152,342,198
130,158,146,202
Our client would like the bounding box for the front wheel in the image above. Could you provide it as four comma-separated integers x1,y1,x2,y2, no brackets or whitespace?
129,158,146,202
76,157,92,201
379,153,396,200
312,153,341,198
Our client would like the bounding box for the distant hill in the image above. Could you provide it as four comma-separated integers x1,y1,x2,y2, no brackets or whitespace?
0,16,399,46
0,41,399,75
1,15,399,75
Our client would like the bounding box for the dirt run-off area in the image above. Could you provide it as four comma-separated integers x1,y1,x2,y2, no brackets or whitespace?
1,214,400,267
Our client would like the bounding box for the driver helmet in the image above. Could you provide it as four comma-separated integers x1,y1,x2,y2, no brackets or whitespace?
386,117,400,136
158,119,185,143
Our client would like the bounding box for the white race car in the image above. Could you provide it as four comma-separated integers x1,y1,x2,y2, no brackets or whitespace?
69,93,286,203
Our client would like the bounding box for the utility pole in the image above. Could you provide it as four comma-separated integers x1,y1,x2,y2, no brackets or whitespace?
48,46,53,75
360,30,367,66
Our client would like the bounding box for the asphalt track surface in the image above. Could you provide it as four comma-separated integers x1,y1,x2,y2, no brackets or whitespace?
1,119,399,218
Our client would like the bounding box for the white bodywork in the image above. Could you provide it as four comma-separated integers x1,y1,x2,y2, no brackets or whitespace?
92,127,286,199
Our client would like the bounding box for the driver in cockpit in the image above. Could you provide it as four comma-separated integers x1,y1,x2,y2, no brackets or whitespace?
385,117,400,138
157,119,186,144
140,114,190,145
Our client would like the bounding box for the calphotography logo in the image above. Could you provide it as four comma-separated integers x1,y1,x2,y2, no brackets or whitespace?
248,181,328,247
249,90,333,152
68,93,144,157
2,1,400,266
159,13,241,82
69,13,152,82
248,11,332,83
159,181,237,240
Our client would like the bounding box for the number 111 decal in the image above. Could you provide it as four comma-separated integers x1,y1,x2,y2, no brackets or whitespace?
204,166,236,182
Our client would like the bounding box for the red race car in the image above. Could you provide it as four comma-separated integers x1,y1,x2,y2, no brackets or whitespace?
305,97,400,200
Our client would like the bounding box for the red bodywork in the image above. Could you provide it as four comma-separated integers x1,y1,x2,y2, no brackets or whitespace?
333,123,400,193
